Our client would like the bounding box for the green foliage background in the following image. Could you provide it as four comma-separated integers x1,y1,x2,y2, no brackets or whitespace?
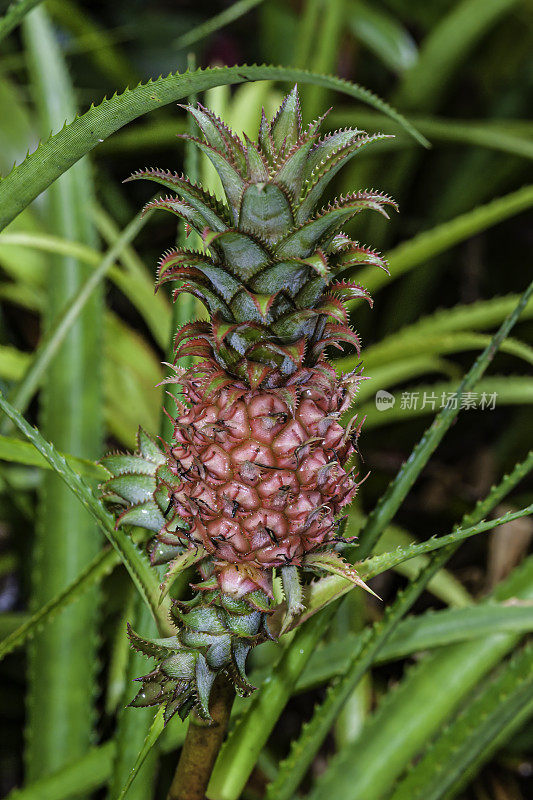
0,1,531,799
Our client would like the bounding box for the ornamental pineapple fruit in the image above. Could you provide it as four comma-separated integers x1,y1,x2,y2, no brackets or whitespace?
102,86,394,723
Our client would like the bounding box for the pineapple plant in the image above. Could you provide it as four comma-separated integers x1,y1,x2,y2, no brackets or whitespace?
102,86,395,724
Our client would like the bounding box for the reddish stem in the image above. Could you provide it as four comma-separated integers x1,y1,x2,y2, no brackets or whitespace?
166,676,236,800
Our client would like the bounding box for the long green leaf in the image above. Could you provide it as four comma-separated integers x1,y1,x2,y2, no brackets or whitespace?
301,0,346,119
349,0,417,73
22,7,103,782
395,0,521,111
329,109,533,159
0,63,428,232
294,0,321,69
393,293,533,339
91,204,171,348
0,547,118,661
174,0,265,50
295,603,533,692
299,504,533,624
390,643,533,800
360,505,532,577
266,560,450,800
373,524,471,607
6,744,116,800
99,111,533,160
264,504,532,800
0,612,27,639
0,345,30,380
0,0,43,42
6,718,188,800
114,708,165,800
356,331,533,373
106,598,160,800
46,0,136,87
0,433,106,480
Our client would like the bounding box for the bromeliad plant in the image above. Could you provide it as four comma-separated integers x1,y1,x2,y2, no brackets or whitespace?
2,3,533,800
101,87,394,724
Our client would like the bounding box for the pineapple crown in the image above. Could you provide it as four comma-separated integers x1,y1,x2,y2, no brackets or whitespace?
126,85,396,389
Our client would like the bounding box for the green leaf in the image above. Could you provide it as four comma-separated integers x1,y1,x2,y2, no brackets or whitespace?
291,505,533,629
114,707,165,800
0,223,171,349
266,556,449,800
0,0,43,42
272,465,533,795
0,547,119,661
371,524,471,608
328,108,533,160
306,552,533,800
395,293,533,339
280,566,305,635
300,0,345,119
0,345,30,381
295,603,533,692
349,0,417,73
4,716,188,800
270,84,301,151
297,133,393,222
182,137,245,223
360,505,533,575
106,598,161,800
0,433,106,480
174,0,266,50
303,551,379,598
278,191,396,258
239,183,293,243
347,331,533,379
46,0,136,87
395,0,521,111
103,314,163,447
91,203,171,348
101,108,533,161
308,556,533,800
389,643,533,800
159,546,208,602
125,169,229,231
22,6,104,780
0,64,428,233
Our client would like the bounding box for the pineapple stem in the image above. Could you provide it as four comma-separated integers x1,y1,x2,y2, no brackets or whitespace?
167,675,235,800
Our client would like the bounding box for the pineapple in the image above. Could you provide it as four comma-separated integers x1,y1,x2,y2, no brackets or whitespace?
102,86,394,723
